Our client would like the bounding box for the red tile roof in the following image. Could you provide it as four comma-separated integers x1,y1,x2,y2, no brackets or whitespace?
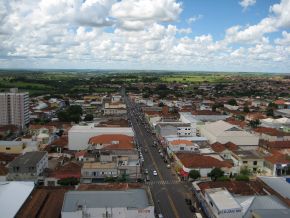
274,99,286,105
50,161,82,179
50,136,68,147
175,153,232,169
211,142,238,152
197,181,267,195
226,118,246,128
263,140,290,151
89,134,134,150
254,127,290,136
170,140,193,146
265,151,290,164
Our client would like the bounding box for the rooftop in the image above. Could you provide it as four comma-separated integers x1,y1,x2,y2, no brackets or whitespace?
82,162,116,169
8,151,47,167
197,181,267,195
259,176,290,200
62,189,151,212
16,187,71,218
0,181,35,218
89,134,134,150
232,150,263,160
175,153,232,169
205,188,242,211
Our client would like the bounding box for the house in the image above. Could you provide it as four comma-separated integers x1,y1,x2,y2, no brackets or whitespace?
0,141,27,154
231,150,264,174
260,117,290,132
274,99,287,109
174,153,232,178
61,189,155,218
253,127,290,141
44,161,82,186
200,120,259,149
68,122,134,150
264,151,290,176
211,142,238,160
7,151,48,181
191,110,230,122
260,140,290,152
168,139,199,153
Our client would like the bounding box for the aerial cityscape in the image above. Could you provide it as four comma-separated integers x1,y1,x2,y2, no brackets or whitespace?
0,1,290,218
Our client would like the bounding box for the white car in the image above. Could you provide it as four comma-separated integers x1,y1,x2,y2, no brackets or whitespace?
153,170,158,176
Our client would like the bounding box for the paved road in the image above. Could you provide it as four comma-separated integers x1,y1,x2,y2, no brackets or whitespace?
125,96,194,218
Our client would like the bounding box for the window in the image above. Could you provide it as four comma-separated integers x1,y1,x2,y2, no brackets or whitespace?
180,147,184,150
6,147,11,150
253,168,257,172
253,161,257,165
243,161,248,164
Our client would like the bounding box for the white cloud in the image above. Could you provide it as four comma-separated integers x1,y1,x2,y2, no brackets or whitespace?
239,0,256,10
274,31,290,45
187,14,203,24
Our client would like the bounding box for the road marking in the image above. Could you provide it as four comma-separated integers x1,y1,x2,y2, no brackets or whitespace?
130,103,180,218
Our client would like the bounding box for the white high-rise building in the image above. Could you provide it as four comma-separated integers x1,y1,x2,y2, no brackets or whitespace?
0,88,29,128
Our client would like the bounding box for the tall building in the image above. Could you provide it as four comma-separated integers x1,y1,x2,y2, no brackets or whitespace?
0,88,29,128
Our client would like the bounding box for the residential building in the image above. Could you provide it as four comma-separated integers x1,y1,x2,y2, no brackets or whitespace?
253,127,290,141
0,140,39,154
7,151,48,181
231,150,264,174
0,88,29,128
200,120,259,149
61,189,155,218
275,109,290,118
167,139,199,153
174,153,232,178
264,151,290,176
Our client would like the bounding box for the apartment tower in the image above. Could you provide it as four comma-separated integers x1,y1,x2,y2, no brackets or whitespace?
0,88,29,128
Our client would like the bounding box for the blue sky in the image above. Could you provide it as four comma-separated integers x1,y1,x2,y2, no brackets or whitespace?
0,0,289,73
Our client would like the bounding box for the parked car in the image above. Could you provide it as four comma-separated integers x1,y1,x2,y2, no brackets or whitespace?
144,169,149,174
153,170,158,176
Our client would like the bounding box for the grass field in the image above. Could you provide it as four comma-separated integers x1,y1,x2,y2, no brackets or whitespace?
160,74,230,83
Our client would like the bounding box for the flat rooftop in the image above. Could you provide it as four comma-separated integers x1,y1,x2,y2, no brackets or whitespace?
82,162,116,169
8,151,47,167
62,189,150,212
205,188,242,211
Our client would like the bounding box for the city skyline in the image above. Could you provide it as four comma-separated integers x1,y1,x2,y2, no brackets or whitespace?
0,0,290,73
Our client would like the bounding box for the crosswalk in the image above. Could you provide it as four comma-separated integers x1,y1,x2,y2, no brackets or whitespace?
145,180,181,185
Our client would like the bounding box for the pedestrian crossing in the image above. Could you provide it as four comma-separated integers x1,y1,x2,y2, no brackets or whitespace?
145,180,181,185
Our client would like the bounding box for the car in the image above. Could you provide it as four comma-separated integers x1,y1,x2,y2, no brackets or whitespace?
144,169,149,174
146,175,150,181
153,170,158,176
166,164,170,168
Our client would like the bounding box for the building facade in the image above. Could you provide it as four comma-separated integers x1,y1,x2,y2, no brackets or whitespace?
0,88,29,128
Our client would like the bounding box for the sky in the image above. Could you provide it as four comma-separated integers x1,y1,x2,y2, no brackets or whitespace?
0,0,290,73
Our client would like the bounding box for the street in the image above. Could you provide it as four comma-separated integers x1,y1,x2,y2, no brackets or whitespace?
125,96,194,218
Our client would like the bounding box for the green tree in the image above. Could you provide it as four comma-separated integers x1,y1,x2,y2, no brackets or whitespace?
84,114,94,121
243,106,250,113
207,168,224,181
266,108,274,117
227,99,238,106
188,170,201,180
249,119,261,128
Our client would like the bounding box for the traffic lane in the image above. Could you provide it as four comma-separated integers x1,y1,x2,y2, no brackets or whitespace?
150,185,176,218
166,184,194,218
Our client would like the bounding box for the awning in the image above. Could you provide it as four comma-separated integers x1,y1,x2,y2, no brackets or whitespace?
179,169,189,177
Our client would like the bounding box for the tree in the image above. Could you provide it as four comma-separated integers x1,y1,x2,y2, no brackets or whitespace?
243,106,250,113
207,168,224,181
249,119,261,128
188,170,201,180
266,108,274,117
227,99,238,106
84,114,94,121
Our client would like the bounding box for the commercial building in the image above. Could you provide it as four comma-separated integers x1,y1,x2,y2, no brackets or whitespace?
200,120,259,149
61,189,155,218
0,181,35,218
68,123,134,150
0,88,29,128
